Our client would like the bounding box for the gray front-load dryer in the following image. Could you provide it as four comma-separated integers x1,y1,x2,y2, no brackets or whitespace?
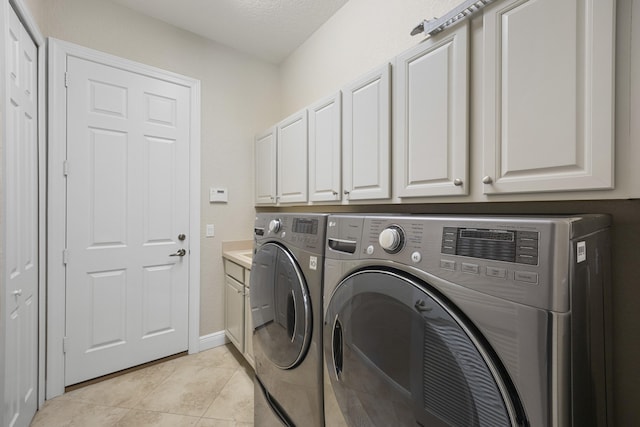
251,213,327,427
323,214,612,426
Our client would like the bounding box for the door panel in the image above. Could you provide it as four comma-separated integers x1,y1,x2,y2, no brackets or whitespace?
324,270,520,427
251,243,311,369
342,64,390,201
4,6,38,427
394,22,468,197
65,56,190,385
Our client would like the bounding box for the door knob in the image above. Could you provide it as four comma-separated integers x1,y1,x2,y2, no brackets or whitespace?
169,249,186,257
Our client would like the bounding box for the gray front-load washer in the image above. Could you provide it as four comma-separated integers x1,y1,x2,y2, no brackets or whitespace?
323,214,612,426
251,213,327,426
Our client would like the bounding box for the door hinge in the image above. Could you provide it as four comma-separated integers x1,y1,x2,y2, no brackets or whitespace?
63,337,68,353
63,249,69,265
63,160,69,176
64,71,70,87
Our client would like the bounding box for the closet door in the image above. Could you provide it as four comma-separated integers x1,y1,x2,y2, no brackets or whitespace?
4,6,39,427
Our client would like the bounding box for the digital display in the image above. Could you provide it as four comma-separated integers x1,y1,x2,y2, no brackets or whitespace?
459,229,514,242
442,227,539,265
293,218,318,235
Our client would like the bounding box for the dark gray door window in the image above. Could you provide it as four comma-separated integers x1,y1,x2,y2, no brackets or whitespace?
251,243,311,369
324,270,522,426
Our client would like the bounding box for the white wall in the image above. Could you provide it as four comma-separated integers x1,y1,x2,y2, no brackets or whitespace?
279,0,459,116
28,0,281,335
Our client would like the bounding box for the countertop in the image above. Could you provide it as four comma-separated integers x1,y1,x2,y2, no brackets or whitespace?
222,240,253,270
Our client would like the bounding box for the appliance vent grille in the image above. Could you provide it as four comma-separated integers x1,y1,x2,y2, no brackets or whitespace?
421,319,510,426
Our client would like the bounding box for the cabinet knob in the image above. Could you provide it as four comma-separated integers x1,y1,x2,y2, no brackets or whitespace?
332,191,338,196
343,190,350,195
453,178,463,186
482,176,493,184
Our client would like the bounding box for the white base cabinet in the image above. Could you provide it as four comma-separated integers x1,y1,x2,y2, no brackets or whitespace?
223,259,254,367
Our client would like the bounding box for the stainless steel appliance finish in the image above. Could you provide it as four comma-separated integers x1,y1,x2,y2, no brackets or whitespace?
323,214,612,427
251,213,328,427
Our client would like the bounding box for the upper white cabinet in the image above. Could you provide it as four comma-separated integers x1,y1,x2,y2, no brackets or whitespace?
343,64,391,201
308,92,342,202
277,110,308,204
254,127,277,205
394,21,469,198
481,0,615,194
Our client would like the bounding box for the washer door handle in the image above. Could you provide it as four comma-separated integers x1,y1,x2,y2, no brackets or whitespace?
332,317,343,380
287,291,296,342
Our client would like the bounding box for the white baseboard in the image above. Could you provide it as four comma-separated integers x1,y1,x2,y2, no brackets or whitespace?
199,330,229,352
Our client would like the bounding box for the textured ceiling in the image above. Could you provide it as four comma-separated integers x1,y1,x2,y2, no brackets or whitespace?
109,0,349,63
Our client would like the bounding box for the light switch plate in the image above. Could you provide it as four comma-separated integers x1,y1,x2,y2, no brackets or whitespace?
206,224,215,237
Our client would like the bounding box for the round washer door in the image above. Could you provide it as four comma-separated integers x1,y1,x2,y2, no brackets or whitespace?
324,269,526,427
251,242,311,369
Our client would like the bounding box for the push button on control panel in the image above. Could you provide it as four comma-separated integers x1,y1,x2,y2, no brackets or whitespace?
440,260,456,271
486,266,507,279
515,271,538,284
411,252,422,263
461,263,480,275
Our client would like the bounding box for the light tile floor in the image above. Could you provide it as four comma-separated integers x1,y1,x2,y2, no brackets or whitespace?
31,344,254,427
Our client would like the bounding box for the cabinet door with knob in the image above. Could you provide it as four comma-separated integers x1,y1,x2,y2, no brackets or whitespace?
255,127,277,205
309,92,342,202
343,63,391,201
277,110,308,204
394,21,469,198
224,275,245,352
481,0,615,194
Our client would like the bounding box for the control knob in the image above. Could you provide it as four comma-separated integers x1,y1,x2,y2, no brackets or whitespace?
269,219,282,233
378,225,405,254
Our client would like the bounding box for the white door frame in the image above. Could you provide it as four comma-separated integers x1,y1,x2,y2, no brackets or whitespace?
0,0,46,409
47,38,201,399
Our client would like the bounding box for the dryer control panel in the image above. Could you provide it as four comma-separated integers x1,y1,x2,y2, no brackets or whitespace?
441,227,539,265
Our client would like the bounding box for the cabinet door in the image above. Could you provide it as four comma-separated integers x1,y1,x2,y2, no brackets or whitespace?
394,21,469,198
255,128,277,205
309,92,342,202
224,276,244,352
343,64,391,201
277,110,308,204
244,289,255,368
482,0,615,194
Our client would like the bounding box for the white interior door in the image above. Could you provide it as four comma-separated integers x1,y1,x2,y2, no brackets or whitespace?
4,5,38,427
64,56,191,385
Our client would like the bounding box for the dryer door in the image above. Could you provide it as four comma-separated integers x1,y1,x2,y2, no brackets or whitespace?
324,269,526,427
251,242,311,369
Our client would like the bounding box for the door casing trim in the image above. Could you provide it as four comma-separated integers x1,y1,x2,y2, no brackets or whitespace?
46,38,201,398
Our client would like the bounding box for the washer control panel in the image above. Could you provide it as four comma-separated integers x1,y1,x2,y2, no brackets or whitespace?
255,214,328,251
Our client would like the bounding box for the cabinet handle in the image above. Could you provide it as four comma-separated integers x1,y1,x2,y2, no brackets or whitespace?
453,178,463,186
482,176,493,184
